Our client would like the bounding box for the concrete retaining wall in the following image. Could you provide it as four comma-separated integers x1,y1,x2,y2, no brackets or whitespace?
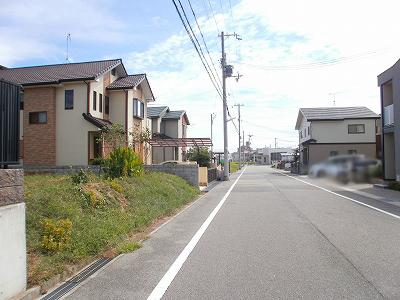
144,164,199,187
0,169,26,300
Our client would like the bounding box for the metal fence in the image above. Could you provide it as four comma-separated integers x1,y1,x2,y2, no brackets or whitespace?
0,80,21,167
208,168,217,183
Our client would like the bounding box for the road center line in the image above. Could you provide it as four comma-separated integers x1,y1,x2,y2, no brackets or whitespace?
147,167,246,300
276,171,400,220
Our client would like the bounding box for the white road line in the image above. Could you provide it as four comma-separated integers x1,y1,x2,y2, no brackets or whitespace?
147,167,246,300
276,171,400,221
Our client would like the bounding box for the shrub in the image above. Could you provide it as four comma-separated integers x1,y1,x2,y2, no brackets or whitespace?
103,147,143,179
370,164,383,178
110,180,124,193
389,181,400,191
91,157,105,166
41,218,73,252
71,169,89,184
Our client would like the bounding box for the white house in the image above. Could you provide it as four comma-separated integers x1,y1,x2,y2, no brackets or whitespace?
295,107,380,173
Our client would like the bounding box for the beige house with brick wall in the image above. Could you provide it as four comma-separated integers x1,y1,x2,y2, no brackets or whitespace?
0,59,155,167
295,107,380,173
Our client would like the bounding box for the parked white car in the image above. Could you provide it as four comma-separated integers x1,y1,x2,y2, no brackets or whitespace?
309,155,366,183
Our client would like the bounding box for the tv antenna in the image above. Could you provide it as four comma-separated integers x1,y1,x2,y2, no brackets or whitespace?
66,33,71,63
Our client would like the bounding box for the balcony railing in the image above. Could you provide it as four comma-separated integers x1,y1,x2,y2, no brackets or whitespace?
384,104,394,126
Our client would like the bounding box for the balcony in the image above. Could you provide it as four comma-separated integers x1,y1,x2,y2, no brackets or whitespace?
384,104,394,126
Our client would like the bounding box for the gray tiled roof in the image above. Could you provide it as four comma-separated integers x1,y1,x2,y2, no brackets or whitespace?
300,107,379,120
163,110,186,119
147,106,169,118
0,59,124,86
106,74,146,90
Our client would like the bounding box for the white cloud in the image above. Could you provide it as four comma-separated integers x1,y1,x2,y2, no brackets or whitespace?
125,0,400,151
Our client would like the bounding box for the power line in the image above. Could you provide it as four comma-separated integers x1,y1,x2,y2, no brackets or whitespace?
177,0,222,94
207,0,220,33
186,0,222,87
172,0,222,99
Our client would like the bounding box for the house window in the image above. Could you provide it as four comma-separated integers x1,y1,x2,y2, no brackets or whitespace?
93,91,97,111
307,126,310,135
330,151,338,157
111,68,116,76
348,149,357,154
348,124,365,134
105,96,109,114
133,98,144,118
29,112,47,124
99,93,103,113
65,89,74,110
300,131,303,138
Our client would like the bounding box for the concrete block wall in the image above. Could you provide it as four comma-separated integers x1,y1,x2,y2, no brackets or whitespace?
0,169,26,300
145,164,199,187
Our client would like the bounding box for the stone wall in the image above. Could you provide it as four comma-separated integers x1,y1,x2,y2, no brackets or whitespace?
0,169,26,299
145,164,199,187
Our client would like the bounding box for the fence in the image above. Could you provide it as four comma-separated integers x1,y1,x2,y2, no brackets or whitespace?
208,168,217,183
144,164,199,187
0,80,21,167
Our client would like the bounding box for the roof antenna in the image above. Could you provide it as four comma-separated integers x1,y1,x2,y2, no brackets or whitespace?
66,33,71,63
329,92,337,106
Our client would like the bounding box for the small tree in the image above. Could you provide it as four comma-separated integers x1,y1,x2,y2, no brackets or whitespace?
130,123,152,162
187,147,211,167
97,124,126,152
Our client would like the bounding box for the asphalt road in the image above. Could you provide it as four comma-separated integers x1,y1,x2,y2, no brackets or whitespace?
65,166,400,300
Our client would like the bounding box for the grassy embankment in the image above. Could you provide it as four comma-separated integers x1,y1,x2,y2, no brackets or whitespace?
25,171,199,286
229,162,239,173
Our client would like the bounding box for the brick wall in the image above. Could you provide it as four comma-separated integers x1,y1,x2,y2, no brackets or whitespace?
23,87,56,166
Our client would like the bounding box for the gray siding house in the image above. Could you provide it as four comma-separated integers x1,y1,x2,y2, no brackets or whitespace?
378,59,400,180
147,106,190,163
295,107,379,173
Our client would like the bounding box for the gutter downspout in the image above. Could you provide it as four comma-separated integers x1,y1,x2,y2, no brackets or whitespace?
125,90,128,146
84,81,90,114
84,81,91,164
380,85,386,180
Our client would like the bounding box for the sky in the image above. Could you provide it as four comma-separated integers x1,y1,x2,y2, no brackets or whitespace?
1,0,400,152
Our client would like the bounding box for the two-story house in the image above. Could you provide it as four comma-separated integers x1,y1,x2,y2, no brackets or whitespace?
378,59,400,180
0,59,154,167
147,106,190,163
295,107,379,173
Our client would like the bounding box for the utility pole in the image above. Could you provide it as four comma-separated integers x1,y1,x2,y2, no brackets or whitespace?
242,130,245,163
210,113,216,162
275,137,277,149
234,104,244,169
219,31,242,180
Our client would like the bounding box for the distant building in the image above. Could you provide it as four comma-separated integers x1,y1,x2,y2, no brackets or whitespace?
147,106,189,163
254,147,295,165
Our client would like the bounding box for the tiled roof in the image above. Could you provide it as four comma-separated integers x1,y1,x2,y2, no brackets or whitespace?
163,110,190,125
147,106,169,118
0,59,124,86
106,74,146,90
82,113,112,129
163,110,186,119
300,107,379,120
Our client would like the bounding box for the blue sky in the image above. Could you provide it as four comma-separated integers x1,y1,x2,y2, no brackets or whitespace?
1,0,400,151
